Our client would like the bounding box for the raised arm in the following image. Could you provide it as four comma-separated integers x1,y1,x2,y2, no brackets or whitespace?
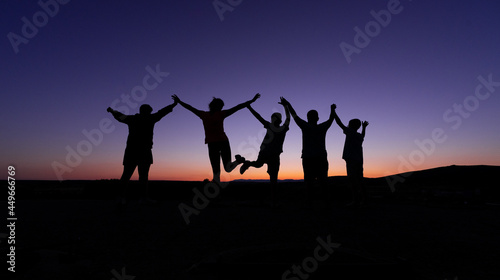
107,107,128,123
361,121,369,138
172,94,201,117
153,100,178,121
226,93,260,117
247,104,267,126
325,103,336,126
279,97,304,126
332,105,347,130
279,97,291,127
158,100,177,114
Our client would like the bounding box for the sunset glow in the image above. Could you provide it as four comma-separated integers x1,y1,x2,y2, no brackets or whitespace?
2,1,499,182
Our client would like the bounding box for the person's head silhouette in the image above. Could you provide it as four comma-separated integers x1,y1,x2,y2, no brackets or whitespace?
140,104,153,115
348,119,362,130
307,110,319,124
209,98,224,112
271,112,282,126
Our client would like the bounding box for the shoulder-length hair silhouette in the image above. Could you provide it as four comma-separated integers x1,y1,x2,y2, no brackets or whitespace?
172,93,259,183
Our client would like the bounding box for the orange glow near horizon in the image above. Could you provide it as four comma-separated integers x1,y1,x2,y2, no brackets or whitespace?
114,167,393,182
147,170,391,181
19,164,391,181
5,158,454,181
13,155,500,182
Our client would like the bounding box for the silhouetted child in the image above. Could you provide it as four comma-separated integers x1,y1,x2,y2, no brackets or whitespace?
332,106,369,206
240,97,290,206
107,101,177,205
280,98,335,206
172,93,260,184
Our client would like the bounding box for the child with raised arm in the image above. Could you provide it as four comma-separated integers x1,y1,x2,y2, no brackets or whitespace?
332,105,369,206
172,93,260,184
240,97,290,206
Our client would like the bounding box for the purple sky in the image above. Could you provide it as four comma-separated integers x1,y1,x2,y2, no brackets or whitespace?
2,0,500,181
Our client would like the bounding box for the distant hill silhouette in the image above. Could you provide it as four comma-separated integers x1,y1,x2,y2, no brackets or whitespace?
380,164,499,186
364,165,500,204
373,164,498,191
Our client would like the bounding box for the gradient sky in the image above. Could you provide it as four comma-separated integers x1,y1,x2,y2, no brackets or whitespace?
2,0,500,181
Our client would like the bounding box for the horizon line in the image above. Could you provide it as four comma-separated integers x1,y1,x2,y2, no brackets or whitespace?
10,164,500,182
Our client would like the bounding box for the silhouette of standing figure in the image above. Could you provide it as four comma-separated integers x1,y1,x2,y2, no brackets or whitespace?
172,93,260,184
332,105,369,206
280,98,335,206
240,96,290,206
107,100,177,204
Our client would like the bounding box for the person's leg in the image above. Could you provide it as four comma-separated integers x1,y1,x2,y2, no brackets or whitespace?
346,161,356,204
318,157,329,206
302,158,314,206
248,159,265,168
346,160,364,205
120,164,136,181
354,163,366,205
221,140,244,173
360,166,367,203
119,164,136,202
240,153,265,174
208,142,222,183
268,157,279,206
138,163,151,198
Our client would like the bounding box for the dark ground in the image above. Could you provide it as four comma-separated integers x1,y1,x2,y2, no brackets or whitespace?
3,165,500,280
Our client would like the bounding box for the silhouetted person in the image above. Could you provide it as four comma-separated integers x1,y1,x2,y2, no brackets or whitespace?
280,98,335,206
332,106,369,206
172,93,260,184
240,96,290,206
107,101,177,205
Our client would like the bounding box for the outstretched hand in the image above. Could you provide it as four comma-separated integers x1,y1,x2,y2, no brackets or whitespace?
279,97,289,106
331,104,337,110
362,121,369,128
172,94,180,103
245,93,260,107
251,93,260,103
107,107,113,113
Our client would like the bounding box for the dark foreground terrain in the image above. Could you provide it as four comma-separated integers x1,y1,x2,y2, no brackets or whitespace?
2,165,500,279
